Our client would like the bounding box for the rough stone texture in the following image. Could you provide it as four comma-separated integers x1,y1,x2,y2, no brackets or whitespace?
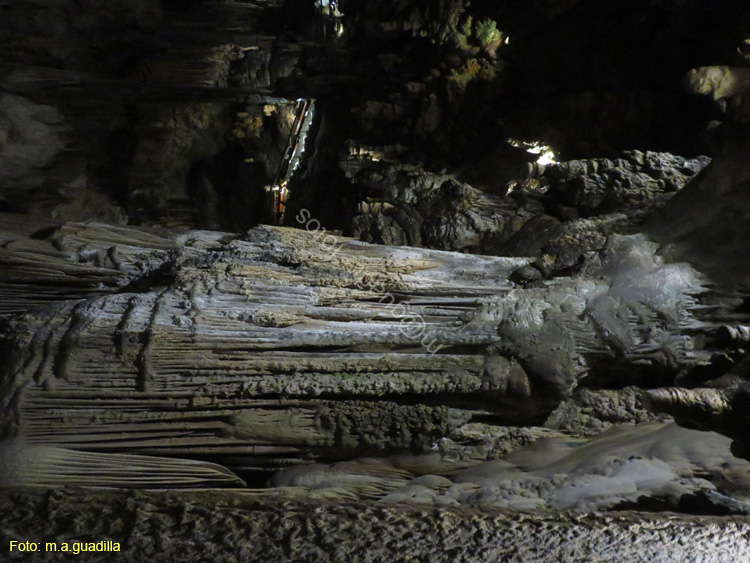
268,422,750,514
350,161,537,251
2,0,744,232
4,0,750,558
2,488,750,562
0,1,297,230
0,214,713,487
648,136,750,287
430,423,562,464
0,216,537,479
545,387,670,436
345,150,710,266
685,66,750,102
495,149,711,277
637,31,750,463
540,150,711,218
644,386,750,463
0,94,68,190
127,99,294,229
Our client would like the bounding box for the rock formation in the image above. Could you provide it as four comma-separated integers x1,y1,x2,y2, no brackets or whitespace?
3,0,750,561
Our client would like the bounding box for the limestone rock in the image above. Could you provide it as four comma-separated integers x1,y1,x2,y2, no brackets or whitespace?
647,137,750,287
350,161,537,251
266,422,750,515
3,487,750,562
685,66,750,101
0,215,713,485
541,150,711,217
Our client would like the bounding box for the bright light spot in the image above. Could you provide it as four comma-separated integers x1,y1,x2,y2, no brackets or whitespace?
536,150,556,166
507,138,557,165
504,36,510,45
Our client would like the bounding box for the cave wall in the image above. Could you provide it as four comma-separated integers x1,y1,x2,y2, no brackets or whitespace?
4,0,748,233
4,1,750,560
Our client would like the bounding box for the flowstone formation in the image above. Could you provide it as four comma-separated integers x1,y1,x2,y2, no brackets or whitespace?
4,0,750,561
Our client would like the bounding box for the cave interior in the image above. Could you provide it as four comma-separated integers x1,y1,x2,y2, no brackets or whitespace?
3,0,750,561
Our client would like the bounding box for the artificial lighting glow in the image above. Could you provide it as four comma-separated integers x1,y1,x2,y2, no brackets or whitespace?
504,36,510,45
507,138,558,165
536,150,556,166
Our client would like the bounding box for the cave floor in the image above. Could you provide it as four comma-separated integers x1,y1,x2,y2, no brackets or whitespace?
2,487,750,563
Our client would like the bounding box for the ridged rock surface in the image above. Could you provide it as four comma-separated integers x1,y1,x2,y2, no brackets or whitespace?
0,213,712,485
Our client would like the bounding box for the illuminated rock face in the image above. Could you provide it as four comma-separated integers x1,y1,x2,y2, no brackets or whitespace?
4,0,750,560
685,67,750,101
0,215,721,478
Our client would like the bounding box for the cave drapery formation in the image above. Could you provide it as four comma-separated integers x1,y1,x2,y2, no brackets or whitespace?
3,0,750,561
